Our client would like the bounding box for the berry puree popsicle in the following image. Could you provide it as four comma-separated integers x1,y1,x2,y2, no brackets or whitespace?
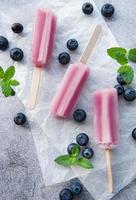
51,24,102,118
92,88,119,193
27,8,57,109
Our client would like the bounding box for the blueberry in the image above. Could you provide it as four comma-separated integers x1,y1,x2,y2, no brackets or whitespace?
14,113,26,125
67,143,80,155
114,84,124,95
58,52,70,65
67,39,78,51
0,36,9,51
82,147,94,159
116,74,127,85
76,133,89,146
73,109,86,122
123,88,136,101
82,2,93,15
59,188,73,200
10,48,24,61
11,23,23,33
132,128,136,140
101,3,115,18
70,182,83,195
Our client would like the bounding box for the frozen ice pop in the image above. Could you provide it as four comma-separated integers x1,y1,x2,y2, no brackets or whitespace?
92,88,119,193
27,8,57,109
51,24,102,118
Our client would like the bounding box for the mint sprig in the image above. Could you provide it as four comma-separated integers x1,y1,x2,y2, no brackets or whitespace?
0,66,20,97
107,47,136,84
55,145,93,169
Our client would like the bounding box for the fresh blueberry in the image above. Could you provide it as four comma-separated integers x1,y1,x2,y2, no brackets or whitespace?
67,143,80,155
59,188,73,200
10,48,24,61
101,3,115,18
132,128,136,140
114,84,124,95
11,23,23,33
0,36,9,51
82,2,93,15
67,39,78,51
14,113,27,125
123,88,136,101
82,147,94,159
71,182,83,195
73,109,86,122
58,52,70,65
116,74,127,85
76,133,89,146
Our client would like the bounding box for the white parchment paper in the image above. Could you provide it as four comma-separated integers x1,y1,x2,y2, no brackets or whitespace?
0,0,136,199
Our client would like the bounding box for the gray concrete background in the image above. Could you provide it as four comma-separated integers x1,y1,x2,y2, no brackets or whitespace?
0,1,136,200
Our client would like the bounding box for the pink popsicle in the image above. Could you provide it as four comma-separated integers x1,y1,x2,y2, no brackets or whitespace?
27,8,57,109
93,88,119,149
51,63,90,118
92,88,119,193
50,24,102,118
32,8,57,67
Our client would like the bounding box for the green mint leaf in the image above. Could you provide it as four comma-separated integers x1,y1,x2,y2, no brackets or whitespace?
118,64,134,84
128,48,136,62
4,66,15,80
71,145,80,157
107,47,128,65
55,155,77,167
0,67,4,78
1,81,12,97
77,158,93,169
9,79,20,86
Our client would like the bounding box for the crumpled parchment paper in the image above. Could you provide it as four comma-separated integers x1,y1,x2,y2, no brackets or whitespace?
0,0,136,199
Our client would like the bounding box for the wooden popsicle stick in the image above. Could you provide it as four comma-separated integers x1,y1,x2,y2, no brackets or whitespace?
26,66,42,109
79,24,102,64
105,149,113,193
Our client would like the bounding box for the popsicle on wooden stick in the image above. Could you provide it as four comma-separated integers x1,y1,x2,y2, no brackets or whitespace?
51,24,102,118
27,8,57,109
92,88,119,193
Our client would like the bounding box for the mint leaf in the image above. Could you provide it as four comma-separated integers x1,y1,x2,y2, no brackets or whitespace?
9,79,20,86
55,155,77,167
118,65,134,84
4,66,15,80
1,81,12,97
107,47,128,65
71,145,80,157
77,158,93,169
128,48,136,62
0,67,4,78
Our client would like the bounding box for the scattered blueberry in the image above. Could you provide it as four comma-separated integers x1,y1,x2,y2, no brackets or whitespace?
0,36,9,51
73,109,86,122
123,88,136,101
59,188,73,200
114,84,124,95
71,182,83,195
14,113,26,125
82,2,93,15
58,52,70,65
82,147,94,159
117,74,127,85
67,39,78,51
67,143,80,155
101,3,115,18
76,133,89,146
11,23,23,34
132,128,136,140
10,48,24,61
